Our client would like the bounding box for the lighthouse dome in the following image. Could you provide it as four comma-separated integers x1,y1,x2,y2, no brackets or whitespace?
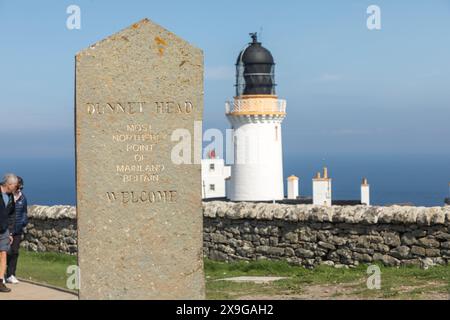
236,37,274,65
235,33,276,96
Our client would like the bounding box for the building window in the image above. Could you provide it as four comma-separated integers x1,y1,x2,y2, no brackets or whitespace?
209,184,215,191
209,164,215,171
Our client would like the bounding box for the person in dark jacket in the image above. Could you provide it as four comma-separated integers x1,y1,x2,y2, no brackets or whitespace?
6,176,28,284
0,173,18,293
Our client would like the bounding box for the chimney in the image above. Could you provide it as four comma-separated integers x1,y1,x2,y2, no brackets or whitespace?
323,167,328,179
287,175,299,200
361,177,370,206
313,167,332,206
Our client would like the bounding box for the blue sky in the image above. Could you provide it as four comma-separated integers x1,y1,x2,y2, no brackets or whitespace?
1,0,450,159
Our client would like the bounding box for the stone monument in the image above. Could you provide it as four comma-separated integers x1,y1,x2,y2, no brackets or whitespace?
75,18,205,299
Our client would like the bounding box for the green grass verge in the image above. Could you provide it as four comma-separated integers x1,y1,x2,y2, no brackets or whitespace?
205,259,450,300
16,250,77,290
15,251,450,300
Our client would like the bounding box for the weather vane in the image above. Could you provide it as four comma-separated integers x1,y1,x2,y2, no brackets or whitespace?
249,32,258,43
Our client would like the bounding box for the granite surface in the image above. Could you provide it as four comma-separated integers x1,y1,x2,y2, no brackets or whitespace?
75,18,205,300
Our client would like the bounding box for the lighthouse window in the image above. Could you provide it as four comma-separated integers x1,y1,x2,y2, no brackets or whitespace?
275,126,278,141
209,184,215,191
209,164,215,171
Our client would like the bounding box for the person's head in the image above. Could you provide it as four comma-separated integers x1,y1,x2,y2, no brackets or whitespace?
17,176,24,191
0,173,19,194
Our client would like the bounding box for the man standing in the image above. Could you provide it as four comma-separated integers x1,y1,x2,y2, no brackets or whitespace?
0,173,18,293
7,176,28,284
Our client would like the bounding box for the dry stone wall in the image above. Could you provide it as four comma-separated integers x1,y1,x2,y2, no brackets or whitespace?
23,203,450,268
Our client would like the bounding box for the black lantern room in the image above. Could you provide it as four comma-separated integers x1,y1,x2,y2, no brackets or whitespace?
235,33,276,97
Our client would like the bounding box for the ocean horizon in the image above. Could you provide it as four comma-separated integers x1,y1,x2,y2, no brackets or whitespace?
0,153,449,207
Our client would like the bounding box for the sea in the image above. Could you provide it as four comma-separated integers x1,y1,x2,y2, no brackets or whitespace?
0,154,449,207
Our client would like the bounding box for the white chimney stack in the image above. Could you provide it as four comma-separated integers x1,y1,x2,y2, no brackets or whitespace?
287,175,299,200
313,167,332,206
361,177,370,206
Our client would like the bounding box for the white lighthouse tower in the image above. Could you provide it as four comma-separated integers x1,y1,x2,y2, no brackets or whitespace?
226,33,286,201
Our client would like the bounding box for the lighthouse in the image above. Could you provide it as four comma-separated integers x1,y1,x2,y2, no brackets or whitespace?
226,33,286,201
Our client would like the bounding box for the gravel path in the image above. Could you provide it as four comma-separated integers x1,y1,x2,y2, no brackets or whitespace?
0,281,78,300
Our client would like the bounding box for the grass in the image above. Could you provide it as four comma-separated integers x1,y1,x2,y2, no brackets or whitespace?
17,250,77,290
205,259,450,300
15,251,450,300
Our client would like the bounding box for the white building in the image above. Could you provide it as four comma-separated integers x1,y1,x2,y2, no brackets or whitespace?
226,33,286,202
313,167,332,206
201,158,231,199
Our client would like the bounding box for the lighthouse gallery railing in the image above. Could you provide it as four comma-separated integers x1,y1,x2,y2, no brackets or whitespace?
225,98,286,114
